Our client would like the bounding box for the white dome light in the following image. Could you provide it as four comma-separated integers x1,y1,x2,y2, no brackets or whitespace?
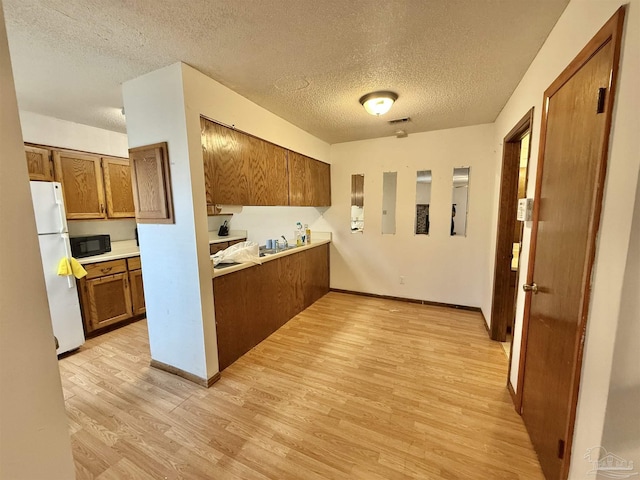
359,91,398,116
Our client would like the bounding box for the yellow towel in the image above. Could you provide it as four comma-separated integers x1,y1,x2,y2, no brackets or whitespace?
70,258,87,279
57,257,87,279
57,258,72,276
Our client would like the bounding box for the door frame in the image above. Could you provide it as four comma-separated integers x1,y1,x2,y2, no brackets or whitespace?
490,108,534,344
515,7,625,479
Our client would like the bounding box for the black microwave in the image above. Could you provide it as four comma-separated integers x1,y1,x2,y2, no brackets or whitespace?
70,234,111,258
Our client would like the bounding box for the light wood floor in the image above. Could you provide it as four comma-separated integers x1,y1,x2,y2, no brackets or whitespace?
59,292,544,479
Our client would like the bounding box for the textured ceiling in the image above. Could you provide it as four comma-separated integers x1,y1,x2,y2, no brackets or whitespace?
3,0,568,144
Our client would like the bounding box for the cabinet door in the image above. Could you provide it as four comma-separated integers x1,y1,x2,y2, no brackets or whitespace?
102,157,135,218
288,150,312,206
311,158,331,206
129,269,146,316
248,137,289,205
53,151,106,219
210,242,229,255
201,119,250,206
84,272,132,332
25,145,54,181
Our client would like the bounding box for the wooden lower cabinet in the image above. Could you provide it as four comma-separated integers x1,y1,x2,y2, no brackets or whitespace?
213,244,329,370
129,269,146,315
83,273,132,331
79,256,145,334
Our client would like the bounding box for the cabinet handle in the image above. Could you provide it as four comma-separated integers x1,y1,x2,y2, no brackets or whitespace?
100,204,105,214
100,267,113,274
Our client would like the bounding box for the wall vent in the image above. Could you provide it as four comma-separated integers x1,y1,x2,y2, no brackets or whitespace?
388,117,411,125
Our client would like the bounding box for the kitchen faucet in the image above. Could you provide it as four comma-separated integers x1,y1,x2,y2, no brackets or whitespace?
280,236,288,248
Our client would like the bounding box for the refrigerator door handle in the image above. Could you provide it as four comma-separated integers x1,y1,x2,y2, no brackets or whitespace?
61,233,74,288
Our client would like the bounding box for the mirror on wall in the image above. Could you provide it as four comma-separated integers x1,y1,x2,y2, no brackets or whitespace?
451,167,470,236
381,172,397,235
351,174,365,233
415,170,432,235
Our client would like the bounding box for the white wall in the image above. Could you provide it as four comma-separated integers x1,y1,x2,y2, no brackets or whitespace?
599,170,640,473
487,0,639,476
0,5,75,478
123,63,216,380
326,124,495,307
19,110,129,157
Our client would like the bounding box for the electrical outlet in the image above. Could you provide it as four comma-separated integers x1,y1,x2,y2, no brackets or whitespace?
400,276,405,285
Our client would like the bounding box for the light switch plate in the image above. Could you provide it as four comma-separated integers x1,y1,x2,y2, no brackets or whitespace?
517,198,534,221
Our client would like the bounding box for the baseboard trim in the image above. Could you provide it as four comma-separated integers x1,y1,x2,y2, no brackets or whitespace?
150,359,221,388
507,380,519,413
480,310,491,336
329,288,481,312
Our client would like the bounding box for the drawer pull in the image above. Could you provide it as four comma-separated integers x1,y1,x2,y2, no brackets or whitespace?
100,267,113,274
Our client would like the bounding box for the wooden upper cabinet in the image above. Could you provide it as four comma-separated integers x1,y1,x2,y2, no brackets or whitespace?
102,157,135,218
53,150,106,219
201,117,330,207
25,145,54,181
202,119,250,206
248,136,289,205
288,151,331,207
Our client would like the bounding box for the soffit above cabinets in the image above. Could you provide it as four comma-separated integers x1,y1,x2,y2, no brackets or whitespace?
4,0,569,144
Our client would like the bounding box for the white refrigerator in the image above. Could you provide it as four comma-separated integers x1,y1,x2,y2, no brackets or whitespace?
30,181,85,354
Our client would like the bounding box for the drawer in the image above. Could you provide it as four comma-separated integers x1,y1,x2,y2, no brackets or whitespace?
84,259,127,280
228,238,246,247
127,256,141,270
210,242,229,255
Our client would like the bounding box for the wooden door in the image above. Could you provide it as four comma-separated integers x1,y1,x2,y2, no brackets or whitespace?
84,273,132,331
53,150,106,219
25,145,54,181
102,157,135,218
519,10,624,480
129,269,146,316
490,109,533,342
248,136,289,205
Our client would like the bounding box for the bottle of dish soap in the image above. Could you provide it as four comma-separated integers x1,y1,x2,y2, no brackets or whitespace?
296,222,304,246
305,224,311,244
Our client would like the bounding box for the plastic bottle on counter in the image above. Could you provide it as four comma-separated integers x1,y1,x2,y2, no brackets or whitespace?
305,224,311,244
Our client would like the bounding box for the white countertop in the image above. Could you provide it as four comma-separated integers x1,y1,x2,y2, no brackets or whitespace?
208,230,247,245
77,229,249,265
211,232,332,278
77,240,139,264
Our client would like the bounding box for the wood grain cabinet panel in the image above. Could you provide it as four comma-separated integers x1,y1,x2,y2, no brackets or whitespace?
202,120,251,206
129,143,174,223
83,273,132,331
102,157,135,218
288,151,331,207
210,242,229,255
53,150,106,219
213,244,330,370
248,136,289,205
25,145,54,181
80,257,146,334
129,269,146,316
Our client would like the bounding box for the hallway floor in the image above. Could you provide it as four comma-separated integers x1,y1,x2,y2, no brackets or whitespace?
59,292,543,479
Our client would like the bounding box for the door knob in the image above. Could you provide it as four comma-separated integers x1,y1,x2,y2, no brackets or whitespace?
523,283,538,294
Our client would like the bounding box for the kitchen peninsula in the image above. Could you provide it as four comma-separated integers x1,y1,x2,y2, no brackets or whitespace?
212,233,331,370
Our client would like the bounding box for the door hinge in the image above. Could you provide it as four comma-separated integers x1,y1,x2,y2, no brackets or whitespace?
558,439,566,459
597,87,606,114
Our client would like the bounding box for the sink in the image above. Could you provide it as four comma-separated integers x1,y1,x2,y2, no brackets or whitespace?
215,262,242,269
259,245,298,257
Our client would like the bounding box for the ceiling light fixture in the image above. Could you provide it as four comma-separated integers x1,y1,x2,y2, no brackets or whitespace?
359,91,398,116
